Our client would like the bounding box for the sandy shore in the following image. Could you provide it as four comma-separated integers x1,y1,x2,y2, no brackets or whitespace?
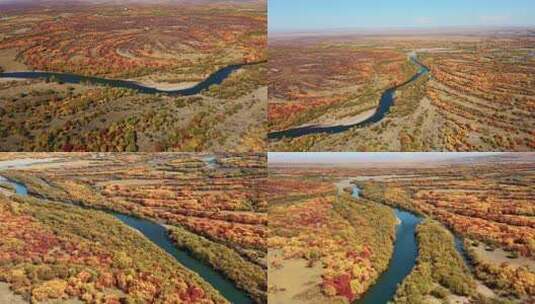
293,108,377,130
130,79,200,91
0,77,29,83
0,70,202,92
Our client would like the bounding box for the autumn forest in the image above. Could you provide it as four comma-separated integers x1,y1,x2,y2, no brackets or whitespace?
0,0,534,304
0,0,267,152
268,152,535,304
268,31,535,152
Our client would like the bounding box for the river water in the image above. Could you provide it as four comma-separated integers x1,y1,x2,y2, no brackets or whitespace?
454,235,474,272
0,176,27,195
341,181,472,304
355,209,422,304
202,155,219,169
112,214,252,304
268,55,430,140
0,174,252,304
0,61,264,96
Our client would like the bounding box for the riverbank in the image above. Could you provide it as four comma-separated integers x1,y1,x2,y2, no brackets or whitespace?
0,61,265,96
268,175,397,304
0,157,257,304
0,64,236,96
343,179,500,304
113,214,253,304
355,209,422,304
0,192,229,304
128,78,200,91
354,175,531,303
337,180,422,304
393,219,476,303
0,69,266,152
268,54,429,140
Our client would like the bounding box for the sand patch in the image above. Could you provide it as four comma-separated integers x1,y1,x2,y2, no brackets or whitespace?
0,158,60,170
423,295,442,304
116,48,137,60
40,298,83,304
95,179,167,187
0,77,29,83
447,294,470,304
322,108,377,127
476,281,496,298
0,158,100,171
471,244,534,271
0,283,27,304
0,48,28,71
131,78,199,91
268,250,330,304
0,188,14,197
290,108,377,130
12,28,30,35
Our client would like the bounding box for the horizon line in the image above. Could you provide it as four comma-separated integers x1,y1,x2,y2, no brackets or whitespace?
269,24,535,35
267,152,514,166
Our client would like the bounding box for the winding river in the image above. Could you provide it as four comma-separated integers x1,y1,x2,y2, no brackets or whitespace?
355,208,422,304
342,181,472,304
112,214,252,304
0,61,264,96
0,174,252,304
268,55,430,140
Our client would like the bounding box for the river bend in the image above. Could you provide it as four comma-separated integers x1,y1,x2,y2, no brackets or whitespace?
0,61,264,96
269,55,429,140
0,175,252,304
342,181,472,304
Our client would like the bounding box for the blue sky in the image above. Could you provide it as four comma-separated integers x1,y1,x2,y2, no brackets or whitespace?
269,0,535,32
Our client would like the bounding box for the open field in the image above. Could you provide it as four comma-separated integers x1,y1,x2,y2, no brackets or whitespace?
0,153,267,303
268,153,535,303
268,31,535,152
0,0,266,152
